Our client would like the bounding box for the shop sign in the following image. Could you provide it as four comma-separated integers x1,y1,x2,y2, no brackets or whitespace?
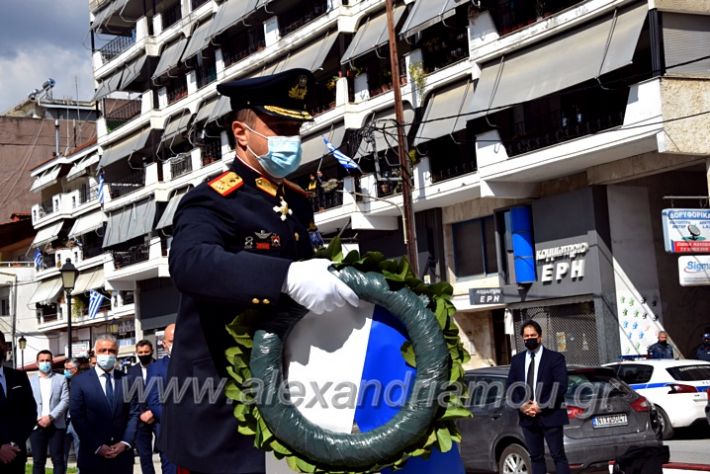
469,288,503,305
662,208,710,253
535,243,588,284
678,255,710,286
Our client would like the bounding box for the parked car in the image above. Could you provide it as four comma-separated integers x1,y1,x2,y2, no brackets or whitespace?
604,359,710,439
458,366,660,473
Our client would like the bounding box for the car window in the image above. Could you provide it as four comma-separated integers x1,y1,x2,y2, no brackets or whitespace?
666,365,710,381
467,376,506,407
566,372,632,402
608,364,653,384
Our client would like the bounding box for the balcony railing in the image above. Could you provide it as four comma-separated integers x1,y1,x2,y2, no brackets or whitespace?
112,242,150,269
108,169,145,199
200,139,221,166
162,2,182,30
99,33,136,62
37,199,54,218
313,185,344,212
170,154,193,180
40,253,58,270
488,0,583,36
280,1,328,36
222,39,265,69
78,184,100,205
431,159,477,183
82,243,105,260
505,110,625,157
191,0,208,10
105,99,141,132
167,81,188,105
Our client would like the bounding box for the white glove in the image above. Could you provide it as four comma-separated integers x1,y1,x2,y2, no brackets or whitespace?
282,259,359,315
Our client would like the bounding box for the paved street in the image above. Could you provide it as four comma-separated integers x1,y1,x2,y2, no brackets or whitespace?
665,425,710,465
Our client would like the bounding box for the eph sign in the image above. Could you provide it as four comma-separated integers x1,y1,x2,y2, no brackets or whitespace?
536,243,588,283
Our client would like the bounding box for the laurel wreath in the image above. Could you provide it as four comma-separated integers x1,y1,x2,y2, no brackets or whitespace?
224,239,471,473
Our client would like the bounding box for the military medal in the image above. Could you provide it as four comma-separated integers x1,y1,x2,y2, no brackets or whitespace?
273,198,292,221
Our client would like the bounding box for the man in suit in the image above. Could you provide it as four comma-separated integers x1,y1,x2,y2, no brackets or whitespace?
29,350,70,474
506,320,570,474
0,332,36,474
127,340,157,474
63,358,83,472
146,324,175,474
69,335,139,474
163,69,358,473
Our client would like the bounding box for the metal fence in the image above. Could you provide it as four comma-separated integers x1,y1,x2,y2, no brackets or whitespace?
512,300,600,366
170,154,193,180
99,34,136,62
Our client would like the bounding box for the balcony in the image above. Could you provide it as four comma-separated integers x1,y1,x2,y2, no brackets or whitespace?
162,2,182,30
81,242,105,260
112,242,150,269
99,33,136,62
191,0,208,10
279,0,328,36
222,28,265,69
108,169,145,199
195,60,217,90
105,99,142,133
78,184,100,206
486,0,583,36
200,138,221,166
37,199,55,218
166,79,188,105
169,154,193,180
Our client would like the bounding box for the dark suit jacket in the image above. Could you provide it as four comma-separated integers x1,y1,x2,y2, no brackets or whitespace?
146,356,169,423
0,367,36,458
162,158,314,473
69,368,139,473
126,363,152,421
506,347,569,427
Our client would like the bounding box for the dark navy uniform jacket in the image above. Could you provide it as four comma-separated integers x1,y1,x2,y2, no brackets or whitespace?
162,156,314,473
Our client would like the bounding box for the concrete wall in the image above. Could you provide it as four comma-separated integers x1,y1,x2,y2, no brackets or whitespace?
659,78,710,155
454,311,496,369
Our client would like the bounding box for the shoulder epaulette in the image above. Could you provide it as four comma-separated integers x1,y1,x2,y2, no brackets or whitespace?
283,179,309,198
209,171,243,197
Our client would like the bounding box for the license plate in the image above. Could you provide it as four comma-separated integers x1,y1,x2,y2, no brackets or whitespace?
592,413,628,428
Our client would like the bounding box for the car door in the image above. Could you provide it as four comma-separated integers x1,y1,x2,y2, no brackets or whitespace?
459,375,512,472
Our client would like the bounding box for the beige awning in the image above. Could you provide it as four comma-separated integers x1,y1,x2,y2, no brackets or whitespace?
72,268,105,296
69,212,106,238
29,278,63,305
470,3,648,118
341,6,407,64
414,80,473,146
32,222,64,248
30,167,61,192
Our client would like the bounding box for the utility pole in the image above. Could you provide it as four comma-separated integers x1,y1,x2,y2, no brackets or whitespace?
385,0,418,276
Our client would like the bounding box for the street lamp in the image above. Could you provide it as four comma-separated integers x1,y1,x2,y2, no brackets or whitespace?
60,258,79,359
18,335,26,370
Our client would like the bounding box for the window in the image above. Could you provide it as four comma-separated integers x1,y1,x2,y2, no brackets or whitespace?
607,364,654,385
666,365,710,381
0,298,9,316
452,216,498,277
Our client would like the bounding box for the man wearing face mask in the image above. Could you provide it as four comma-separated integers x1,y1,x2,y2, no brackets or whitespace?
647,331,674,359
62,358,81,473
29,350,70,474
146,324,175,474
0,332,36,474
163,69,359,474
69,335,139,474
506,320,569,474
127,340,157,474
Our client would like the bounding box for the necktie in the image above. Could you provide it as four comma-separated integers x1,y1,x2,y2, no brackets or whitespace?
526,352,535,401
104,373,114,406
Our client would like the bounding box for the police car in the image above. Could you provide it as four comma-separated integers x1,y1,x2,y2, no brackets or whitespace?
603,359,710,439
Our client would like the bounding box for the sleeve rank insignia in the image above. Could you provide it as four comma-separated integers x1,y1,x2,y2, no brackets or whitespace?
209,171,243,196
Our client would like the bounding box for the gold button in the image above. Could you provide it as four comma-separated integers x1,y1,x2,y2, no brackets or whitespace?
294,232,300,241
263,299,271,305
251,298,260,305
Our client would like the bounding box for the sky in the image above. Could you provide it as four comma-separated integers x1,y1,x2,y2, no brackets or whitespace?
0,0,96,113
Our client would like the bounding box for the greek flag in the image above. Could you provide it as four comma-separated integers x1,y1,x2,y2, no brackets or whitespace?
97,173,105,205
323,136,359,170
88,290,106,319
33,248,43,270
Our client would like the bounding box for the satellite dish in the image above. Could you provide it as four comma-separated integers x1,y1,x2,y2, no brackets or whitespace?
688,224,701,240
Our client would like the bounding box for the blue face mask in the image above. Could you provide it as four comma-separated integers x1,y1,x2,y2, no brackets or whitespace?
97,354,117,371
38,361,52,374
245,125,302,179
64,369,73,379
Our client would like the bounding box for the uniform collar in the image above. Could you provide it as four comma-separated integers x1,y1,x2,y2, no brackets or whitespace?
231,156,283,198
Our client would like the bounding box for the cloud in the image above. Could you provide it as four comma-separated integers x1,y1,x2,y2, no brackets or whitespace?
0,0,94,112
0,47,95,113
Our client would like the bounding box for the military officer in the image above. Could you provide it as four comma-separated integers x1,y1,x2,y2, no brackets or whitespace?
162,68,359,474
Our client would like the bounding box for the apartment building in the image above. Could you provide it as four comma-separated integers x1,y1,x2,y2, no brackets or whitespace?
26,0,707,365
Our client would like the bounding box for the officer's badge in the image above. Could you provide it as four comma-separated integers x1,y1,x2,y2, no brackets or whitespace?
255,230,272,239
288,75,308,100
271,234,281,247
273,198,292,221
244,236,254,249
255,177,278,197
253,230,273,250
209,171,243,196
